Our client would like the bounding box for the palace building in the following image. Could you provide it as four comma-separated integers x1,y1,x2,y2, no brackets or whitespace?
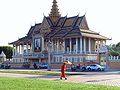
10,0,110,68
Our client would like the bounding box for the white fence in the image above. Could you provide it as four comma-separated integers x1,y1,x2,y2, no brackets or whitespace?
109,56,120,61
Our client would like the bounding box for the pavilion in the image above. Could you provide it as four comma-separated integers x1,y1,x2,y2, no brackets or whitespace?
10,0,110,68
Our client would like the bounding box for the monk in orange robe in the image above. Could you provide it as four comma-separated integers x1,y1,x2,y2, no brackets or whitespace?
60,63,67,80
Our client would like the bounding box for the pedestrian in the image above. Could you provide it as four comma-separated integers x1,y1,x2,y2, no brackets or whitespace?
33,63,37,69
71,64,75,71
77,64,80,69
60,62,67,80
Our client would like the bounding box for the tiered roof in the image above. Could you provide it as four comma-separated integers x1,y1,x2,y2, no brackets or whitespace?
9,0,110,45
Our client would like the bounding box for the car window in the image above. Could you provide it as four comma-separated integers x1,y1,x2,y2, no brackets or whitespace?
90,65,96,66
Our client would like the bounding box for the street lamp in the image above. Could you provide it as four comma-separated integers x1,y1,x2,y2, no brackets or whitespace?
47,40,52,71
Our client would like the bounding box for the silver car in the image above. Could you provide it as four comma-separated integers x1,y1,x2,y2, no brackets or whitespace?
86,64,105,71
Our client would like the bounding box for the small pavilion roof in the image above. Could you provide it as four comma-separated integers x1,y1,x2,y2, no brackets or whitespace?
81,29,110,40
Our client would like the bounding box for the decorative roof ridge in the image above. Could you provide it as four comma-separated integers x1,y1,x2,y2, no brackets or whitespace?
56,16,67,26
72,14,79,27
45,16,54,26
34,23,42,26
27,26,35,35
62,28,74,38
66,15,79,19
61,15,67,27
80,29,99,35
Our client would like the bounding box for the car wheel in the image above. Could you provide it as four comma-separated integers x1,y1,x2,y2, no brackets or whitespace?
102,69,105,71
97,68,101,71
88,68,91,71
81,67,86,71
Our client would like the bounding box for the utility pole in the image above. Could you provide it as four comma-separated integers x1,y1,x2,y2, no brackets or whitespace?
47,40,52,71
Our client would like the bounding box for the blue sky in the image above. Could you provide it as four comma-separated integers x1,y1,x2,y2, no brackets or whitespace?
0,0,120,46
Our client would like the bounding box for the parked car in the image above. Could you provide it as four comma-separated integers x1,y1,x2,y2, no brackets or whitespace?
81,66,86,71
39,64,48,69
81,64,105,71
86,64,105,71
4,64,11,69
0,63,11,69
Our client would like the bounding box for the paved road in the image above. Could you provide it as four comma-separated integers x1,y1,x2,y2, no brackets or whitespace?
0,70,120,87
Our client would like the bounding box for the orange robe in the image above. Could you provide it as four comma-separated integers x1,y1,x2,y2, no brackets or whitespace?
61,64,66,78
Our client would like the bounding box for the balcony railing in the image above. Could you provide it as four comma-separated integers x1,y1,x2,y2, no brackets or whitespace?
51,51,97,55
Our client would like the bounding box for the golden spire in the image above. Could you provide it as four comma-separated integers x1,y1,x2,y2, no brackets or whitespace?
49,0,61,22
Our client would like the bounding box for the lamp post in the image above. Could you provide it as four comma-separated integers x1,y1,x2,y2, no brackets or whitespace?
47,40,52,71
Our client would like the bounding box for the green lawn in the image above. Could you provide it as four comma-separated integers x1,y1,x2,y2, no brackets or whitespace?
0,70,60,76
0,77,119,90
0,70,83,76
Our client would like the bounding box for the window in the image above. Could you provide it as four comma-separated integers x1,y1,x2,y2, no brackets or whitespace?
53,57,56,62
60,57,62,62
34,38,41,52
77,57,80,62
72,57,74,63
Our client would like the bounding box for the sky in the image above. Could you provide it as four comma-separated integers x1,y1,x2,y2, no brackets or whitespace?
0,0,120,46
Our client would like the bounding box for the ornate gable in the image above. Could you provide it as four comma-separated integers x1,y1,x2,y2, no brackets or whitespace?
80,15,89,30
40,17,51,36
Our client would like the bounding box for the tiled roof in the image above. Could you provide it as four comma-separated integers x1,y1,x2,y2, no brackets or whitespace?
50,27,73,39
33,23,41,32
80,29,110,40
9,35,32,44
10,15,110,44
81,29,99,35
27,26,35,36
81,32,110,40
56,16,66,27
46,17,54,26
45,15,84,39
63,27,81,38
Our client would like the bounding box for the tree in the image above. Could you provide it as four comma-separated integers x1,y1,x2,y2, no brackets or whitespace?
0,46,13,59
109,42,120,56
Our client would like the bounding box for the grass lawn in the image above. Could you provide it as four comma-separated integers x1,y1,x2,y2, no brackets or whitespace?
0,70,83,76
0,70,60,76
0,77,120,90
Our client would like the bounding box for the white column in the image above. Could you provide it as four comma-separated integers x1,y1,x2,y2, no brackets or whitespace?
32,38,34,52
84,37,86,53
15,45,18,55
51,40,53,52
57,40,59,53
89,38,91,53
70,38,72,53
63,39,65,53
39,58,41,63
104,40,106,44
47,41,52,71
103,40,106,46
55,40,57,52
30,44,32,53
19,45,20,54
21,44,24,54
26,43,28,54
42,37,44,51
95,40,97,52
53,41,55,52
97,40,100,50
80,37,82,53
13,45,15,56
76,38,78,54
100,40,102,47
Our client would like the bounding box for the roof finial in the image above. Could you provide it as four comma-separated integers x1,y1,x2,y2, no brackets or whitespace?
49,0,61,19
